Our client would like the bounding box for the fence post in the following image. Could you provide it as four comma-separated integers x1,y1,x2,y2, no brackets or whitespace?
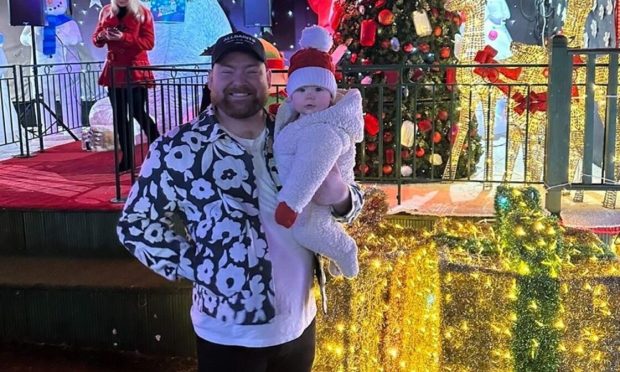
544,35,572,214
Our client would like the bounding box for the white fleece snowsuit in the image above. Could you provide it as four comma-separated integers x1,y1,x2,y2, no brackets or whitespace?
274,88,364,278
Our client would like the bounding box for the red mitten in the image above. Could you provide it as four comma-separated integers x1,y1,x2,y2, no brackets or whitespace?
275,202,297,228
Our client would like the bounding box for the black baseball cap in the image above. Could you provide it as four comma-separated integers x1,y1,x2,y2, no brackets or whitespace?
204,31,266,64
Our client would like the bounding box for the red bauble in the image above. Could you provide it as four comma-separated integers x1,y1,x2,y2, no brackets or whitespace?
364,113,380,136
384,148,395,164
402,42,414,54
419,43,430,53
440,47,451,59
432,131,442,144
377,9,394,26
401,149,412,161
415,147,425,158
433,26,443,37
375,0,386,8
366,142,377,152
383,131,394,143
417,119,432,132
382,164,393,175
437,110,449,121
430,8,439,18
350,53,358,64
360,19,377,46
380,39,391,49
358,163,370,175
415,112,423,120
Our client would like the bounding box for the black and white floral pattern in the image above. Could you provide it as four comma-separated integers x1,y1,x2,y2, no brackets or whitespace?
118,106,364,325
118,107,277,325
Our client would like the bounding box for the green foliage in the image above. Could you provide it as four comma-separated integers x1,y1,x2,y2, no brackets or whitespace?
335,0,483,179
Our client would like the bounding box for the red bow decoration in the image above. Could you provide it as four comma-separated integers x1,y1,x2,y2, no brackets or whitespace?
512,91,548,115
473,45,522,95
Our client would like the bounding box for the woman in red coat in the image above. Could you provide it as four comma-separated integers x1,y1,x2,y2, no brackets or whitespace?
92,0,160,173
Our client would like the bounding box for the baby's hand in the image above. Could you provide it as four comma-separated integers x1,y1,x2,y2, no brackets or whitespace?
275,202,297,228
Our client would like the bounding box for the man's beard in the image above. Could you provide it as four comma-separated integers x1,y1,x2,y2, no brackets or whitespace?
211,85,267,119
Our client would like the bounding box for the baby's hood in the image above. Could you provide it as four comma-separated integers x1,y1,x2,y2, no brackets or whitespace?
275,88,364,143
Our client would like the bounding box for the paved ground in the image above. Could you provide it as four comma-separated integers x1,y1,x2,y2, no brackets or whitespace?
0,342,197,372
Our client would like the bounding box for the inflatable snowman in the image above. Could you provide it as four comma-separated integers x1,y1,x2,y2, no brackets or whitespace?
20,0,83,131
0,33,19,145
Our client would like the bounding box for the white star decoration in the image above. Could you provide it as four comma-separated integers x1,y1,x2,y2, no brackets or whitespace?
90,0,102,8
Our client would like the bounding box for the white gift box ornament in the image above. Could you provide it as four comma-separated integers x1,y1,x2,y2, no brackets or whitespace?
401,120,416,147
412,10,432,37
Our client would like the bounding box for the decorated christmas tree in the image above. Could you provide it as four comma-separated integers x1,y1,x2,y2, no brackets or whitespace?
333,0,483,179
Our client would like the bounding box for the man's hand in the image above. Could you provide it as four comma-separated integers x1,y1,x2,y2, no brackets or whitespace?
275,202,297,228
313,164,351,214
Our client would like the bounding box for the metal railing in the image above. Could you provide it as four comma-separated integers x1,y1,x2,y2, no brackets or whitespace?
545,35,620,213
1,55,616,210
0,61,107,157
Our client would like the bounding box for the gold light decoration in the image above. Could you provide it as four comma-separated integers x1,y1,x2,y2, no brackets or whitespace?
312,186,620,371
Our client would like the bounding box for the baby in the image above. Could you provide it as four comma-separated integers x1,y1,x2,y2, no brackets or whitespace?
273,25,364,278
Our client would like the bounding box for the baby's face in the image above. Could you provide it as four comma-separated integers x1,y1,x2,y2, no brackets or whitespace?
290,86,332,115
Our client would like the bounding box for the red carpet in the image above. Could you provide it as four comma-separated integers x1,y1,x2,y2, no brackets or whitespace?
0,142,139,211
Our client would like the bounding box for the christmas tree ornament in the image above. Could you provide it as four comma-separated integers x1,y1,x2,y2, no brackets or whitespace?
431,153,443,165
415,147,426,157
384,148,395,164
331,44,349,65
402,42,415,53
432,131,442,143
383,131,394,143
430,7,440,18
366,141,378,152
437,109,449,121
377,9,395,26
410,67,424,81
401,120,416,147
358,163,370,175
360,19,377,46
412,10,432,37
390,37,401,51
402,86,409,97
401,148,412,160
382,70,398,84
364,112,380,136
382,164,393,175
401,164,413,177
380,39,391,49
419,42,431,53
361,75,373,84
350,53,358,63
433,25,443,37
417,119,432,132
358,5,366,15
439,46,451,59
375,0,386,8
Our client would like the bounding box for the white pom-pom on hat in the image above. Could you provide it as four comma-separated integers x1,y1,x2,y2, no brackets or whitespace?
299,25,333,52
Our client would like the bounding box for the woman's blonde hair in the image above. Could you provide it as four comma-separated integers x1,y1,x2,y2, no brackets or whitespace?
110,0,145,22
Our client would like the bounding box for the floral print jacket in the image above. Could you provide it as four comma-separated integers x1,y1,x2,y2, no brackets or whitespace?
117,106,364,325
